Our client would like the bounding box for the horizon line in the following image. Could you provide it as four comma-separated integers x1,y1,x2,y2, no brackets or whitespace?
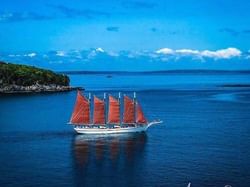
58,69,250,75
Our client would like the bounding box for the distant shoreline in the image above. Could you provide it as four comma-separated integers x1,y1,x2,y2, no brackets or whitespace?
60,69,250,75
219,84,250,88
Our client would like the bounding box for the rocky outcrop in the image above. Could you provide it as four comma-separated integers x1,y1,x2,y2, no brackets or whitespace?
0,61,84,94
0,83,83,94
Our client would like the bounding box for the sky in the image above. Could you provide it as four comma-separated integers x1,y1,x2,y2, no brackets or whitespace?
0,0,250,70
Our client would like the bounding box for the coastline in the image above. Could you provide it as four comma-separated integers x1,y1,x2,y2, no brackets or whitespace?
0,84,84,94
219,84,250,88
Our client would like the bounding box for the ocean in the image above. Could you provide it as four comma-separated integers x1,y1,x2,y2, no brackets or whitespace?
0,72,250,187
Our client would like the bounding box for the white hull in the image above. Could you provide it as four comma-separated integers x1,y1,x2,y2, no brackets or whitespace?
73,121,162,134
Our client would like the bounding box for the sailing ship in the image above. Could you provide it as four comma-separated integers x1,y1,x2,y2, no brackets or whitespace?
68,90,162,134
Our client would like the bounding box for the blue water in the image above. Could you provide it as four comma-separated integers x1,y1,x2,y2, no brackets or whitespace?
1,72,250,187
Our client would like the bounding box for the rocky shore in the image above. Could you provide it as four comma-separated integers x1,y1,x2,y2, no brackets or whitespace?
0,83,83,94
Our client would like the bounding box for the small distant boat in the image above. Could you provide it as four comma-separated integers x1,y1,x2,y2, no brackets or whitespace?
68,90,162,134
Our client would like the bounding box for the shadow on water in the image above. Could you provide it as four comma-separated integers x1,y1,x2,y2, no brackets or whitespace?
71,132,148,186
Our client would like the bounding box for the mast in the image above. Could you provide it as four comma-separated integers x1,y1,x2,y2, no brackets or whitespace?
104,93,107,124
89,93,91,124
119,92,121,125
134,92,136,124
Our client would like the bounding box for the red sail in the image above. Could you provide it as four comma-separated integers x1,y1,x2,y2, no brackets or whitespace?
108,95,120,124
123,96,135,123
93,96,105,125
70,91,90,124
136,103,147,124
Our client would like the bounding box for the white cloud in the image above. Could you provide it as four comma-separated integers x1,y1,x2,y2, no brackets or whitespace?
23,53,36,57
8,54,21,57
176,49,199,55
155,47,242,59
201,48,241,59
56,51,66,57
156,48,174,55
96,47,104,53
28,53,36,57
86,48,105,59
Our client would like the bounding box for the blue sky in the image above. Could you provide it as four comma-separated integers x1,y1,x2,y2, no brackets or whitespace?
0,0,250,70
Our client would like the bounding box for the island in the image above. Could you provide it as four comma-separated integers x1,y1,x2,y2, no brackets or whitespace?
0,61,83,94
